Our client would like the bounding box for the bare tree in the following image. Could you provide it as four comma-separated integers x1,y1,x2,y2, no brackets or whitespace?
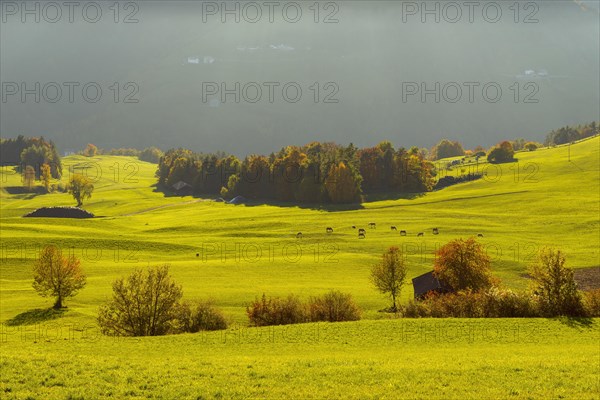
371,246,407,312
98,265,183,336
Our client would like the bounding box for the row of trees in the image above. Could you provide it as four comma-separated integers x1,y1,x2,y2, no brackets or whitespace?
30,239,598,337
81,143,163,164
1,135,62,178
158,142,435,204
544,122,598,146
428,121,598,162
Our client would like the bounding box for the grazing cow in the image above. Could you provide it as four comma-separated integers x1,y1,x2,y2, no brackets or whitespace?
417,232,424,237
326,227,334,233
400,230,407,236
369,222,376,229
358,228,366,235
358,232,366,239
352,225,356,229
391,226,397,231
296,232,303,239
196,253,199,257
477,233,484,237
433,228,439,235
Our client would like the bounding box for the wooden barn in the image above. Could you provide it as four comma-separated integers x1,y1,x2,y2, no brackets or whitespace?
172,181,193,196
411,271,452,299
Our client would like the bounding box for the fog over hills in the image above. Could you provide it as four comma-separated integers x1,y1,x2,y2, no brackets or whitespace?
1,1,598,155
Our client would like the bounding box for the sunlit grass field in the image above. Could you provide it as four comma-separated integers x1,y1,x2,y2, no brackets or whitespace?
1,137,599,399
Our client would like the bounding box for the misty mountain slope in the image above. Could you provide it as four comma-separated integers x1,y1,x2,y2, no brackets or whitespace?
1,1,598,154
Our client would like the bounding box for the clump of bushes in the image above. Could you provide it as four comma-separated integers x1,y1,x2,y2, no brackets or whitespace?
434,174,482,190
247,290,361,327
583,289,600,317
308,290,361,322
174,300,228,332
98,266,228,336
246,294,308,327
402,288,537,318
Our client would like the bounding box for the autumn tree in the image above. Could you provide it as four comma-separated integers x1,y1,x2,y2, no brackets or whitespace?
434,238,495,292
430,139,465,160
41,163,51,192
524,142,539,151
68,174,94,206
487,141,515,163
22,165,35,191
325,161,362,204
83,143,98,157
139,147,163,163
98,266,184,336
529,248,585,317
19,140,62,178
33,246,86,309
371,246,407,312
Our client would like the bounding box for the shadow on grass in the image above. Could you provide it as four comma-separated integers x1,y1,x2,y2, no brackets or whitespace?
5,308,67,326
555,316,596,330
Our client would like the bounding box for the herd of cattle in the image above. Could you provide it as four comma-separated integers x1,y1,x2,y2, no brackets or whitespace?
296,225,485,239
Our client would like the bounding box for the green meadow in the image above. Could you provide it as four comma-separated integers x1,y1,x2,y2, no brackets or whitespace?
1,137,599,399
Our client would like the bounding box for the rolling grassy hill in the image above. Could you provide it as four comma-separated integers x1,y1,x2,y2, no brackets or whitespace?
0,136,598,398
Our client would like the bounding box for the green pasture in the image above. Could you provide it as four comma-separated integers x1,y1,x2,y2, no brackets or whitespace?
0,137,598,399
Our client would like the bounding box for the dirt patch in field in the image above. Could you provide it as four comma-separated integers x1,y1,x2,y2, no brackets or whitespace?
574,267,600,291
23,207,95,218
520,267,600,291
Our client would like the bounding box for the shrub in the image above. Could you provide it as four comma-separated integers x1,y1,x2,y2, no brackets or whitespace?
434,238,495,292
401,287,538,318
175,300,227,332
583,289,600,317
401,299,430,318
434,174,482,190
98,265,183,336
528,248,586,317
308,290,361,322
247,294,308,327
481,287,538,317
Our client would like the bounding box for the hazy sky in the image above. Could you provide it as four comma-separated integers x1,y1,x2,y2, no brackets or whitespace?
1,1,599,155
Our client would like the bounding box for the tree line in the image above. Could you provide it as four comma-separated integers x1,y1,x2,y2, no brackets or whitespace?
544,122,599,146
0,135,62,178
157,142,435,204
